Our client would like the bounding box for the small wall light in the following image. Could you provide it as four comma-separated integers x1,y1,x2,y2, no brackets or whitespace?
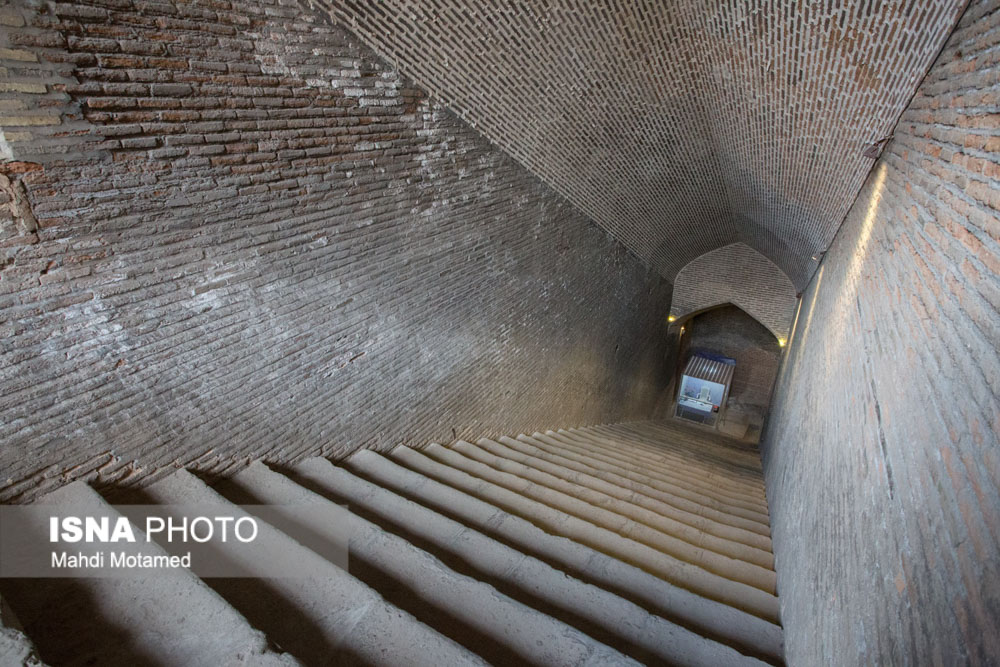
667,315,676,323
679,326,685,335
778,338,786,347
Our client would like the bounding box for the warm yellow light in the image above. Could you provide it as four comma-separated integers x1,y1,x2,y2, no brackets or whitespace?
679,326,685,334
667,315,676,323
778,338,786,347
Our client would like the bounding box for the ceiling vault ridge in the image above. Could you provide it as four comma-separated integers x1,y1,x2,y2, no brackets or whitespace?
316,0,967,290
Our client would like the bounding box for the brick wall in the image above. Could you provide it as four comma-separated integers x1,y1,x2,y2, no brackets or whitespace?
0,0,673,502
325,1,965,287
669,242,798,341
0,0,106,163
762,2,1000,662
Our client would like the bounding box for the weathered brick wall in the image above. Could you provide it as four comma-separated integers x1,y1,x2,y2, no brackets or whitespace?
685,305,781,424
762,2,1000,662
0,0,673,502
0,0,106,163
669,242,798,341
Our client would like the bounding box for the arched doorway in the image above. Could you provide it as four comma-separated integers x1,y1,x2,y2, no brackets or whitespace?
672,304,782,441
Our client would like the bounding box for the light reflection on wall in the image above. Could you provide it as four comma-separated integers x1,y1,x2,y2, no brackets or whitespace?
771,160,886,408
827,163,889,362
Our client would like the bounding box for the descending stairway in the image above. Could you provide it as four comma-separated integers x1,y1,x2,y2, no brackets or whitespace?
1,420,783,666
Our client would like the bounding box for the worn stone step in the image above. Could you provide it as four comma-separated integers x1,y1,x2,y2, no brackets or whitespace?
436,441,776,593
603,421,765,456
523,433,772,527
0,596,45,667
4,419,784,665
581,423,768,491
393,445,781,623
532,429,770,518
544,431,770,514
226,461,637,666
491,435,772,551
346,449,785,665
567,426,768,501
142,468,482,667
294,453,772,666
1,481,300,667
471,437,774,568
588,423,767,486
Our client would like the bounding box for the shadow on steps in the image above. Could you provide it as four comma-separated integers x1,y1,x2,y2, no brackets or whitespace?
212,476,532,667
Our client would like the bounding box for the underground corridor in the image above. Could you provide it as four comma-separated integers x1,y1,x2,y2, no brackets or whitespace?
0,0,998,665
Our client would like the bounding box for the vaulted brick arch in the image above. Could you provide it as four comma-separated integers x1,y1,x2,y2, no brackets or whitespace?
324,0,964,289
669,243,798,341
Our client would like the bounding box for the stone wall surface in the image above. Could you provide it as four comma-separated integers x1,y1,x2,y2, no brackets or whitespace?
762,2,1000,663
0,0,673,502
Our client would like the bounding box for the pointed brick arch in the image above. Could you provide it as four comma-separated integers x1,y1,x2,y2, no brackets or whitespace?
670,243,798,341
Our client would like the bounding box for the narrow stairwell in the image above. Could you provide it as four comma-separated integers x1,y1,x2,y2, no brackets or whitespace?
1,420,783,666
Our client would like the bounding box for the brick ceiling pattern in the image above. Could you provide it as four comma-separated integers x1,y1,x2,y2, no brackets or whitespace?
319,0,963,287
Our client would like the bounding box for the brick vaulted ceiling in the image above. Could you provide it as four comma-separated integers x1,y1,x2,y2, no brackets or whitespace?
319,0,965,288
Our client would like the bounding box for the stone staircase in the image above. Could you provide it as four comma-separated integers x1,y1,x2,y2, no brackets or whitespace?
1,420,783,666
